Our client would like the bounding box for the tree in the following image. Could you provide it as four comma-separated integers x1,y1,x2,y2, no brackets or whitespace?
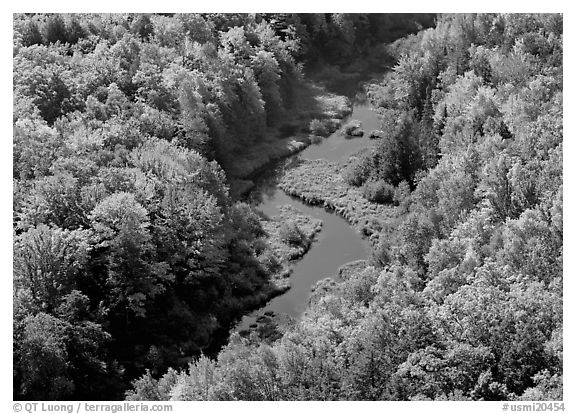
251,50,284,125
17,313,75,399
90,192,173,317
43,14,68,44
66,15,86,44
14,225,91,313
13,44,78,123
131,14,154,40
395,344,495,400
497,209,562,285
13,117,63,180
18,18,43,46
16,303,114,400
17,172,87,231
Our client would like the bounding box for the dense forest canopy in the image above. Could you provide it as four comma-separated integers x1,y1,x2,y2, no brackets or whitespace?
13,13,562,402
12,12,433,400
127,13,563,402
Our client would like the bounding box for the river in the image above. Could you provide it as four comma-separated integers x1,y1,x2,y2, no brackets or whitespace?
236,83,381,330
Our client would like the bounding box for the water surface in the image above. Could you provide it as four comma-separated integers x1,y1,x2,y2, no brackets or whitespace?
236,88,381,329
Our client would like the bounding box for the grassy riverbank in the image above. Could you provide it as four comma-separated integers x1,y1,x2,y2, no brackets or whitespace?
279,158,399,246
227,83,353,198
258,204,323,294
234,205,323,341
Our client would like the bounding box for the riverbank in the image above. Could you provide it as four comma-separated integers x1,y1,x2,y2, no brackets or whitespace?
279,158,398,246
263,205,323,262
227,84,353,199
232,204,323,342
230,65,387,341
248,204,324,307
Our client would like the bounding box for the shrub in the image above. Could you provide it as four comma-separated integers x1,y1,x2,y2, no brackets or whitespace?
252,238,268,255
343,156,372,187
362,180,395,204
310,134,323,144
278,220,305,246
325,118,341,133
342,120,364,136
309,118,330,137
393,180,411,207
368,129,384,139
258,249,281,273
369,239,392,268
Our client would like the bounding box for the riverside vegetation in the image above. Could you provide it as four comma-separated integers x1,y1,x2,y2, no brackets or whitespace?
13,13,561,402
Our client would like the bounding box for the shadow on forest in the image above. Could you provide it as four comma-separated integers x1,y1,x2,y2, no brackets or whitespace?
245,157,305,206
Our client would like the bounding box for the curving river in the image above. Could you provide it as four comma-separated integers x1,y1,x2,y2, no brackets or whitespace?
236,84,381,330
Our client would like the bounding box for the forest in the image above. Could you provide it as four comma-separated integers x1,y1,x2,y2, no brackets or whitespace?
13,13,562,402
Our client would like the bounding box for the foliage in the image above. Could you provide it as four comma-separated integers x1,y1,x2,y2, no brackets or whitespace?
361,180,395,204
13,12,312,397
14,13,562,402
343,153,372,187
278,220,305,247
131,13,562,401
308,118,330,137
341,119,364,136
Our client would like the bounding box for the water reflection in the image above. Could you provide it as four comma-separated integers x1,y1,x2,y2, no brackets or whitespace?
246,157,304,208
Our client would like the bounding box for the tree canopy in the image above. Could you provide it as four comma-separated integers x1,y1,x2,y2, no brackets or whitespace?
14,13,561,401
